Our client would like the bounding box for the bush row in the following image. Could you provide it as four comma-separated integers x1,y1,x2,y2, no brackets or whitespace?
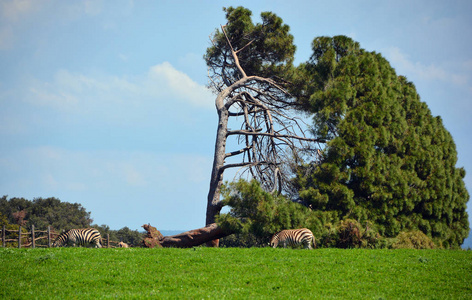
221,218,436,249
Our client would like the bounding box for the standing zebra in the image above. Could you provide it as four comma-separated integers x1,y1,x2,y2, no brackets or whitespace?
270,228,316,249
53,228,102,248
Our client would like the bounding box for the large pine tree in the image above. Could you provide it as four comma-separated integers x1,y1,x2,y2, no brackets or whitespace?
294,36,469,248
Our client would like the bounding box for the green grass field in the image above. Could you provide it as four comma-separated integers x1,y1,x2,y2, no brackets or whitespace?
1,247,471,299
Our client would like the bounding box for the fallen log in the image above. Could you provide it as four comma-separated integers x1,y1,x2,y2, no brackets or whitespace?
141,223,232,248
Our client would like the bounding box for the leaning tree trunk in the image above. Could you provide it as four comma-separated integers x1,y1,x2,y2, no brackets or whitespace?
142,223,232,248
205,84,234,247
205,104,226,247
206,97,229,226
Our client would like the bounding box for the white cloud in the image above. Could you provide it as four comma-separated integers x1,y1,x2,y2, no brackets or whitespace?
1,0,38,21
386,47,469,87
147,62,213,108
83,0,102,16
29,85,80,111
26,62,213,114
0,0,134,50
0,0,42,49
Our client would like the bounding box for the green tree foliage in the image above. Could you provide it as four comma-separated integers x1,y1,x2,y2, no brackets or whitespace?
218,179,382,248
205,6,296,89
0,211,29,247
293,36,469,248
0,212,9,227
93,224,144,247
1,196,144,247
116,226,144,247
0,195,92,230
217,179,316,245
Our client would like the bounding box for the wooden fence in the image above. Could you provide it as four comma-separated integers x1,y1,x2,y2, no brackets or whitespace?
1,225,120,248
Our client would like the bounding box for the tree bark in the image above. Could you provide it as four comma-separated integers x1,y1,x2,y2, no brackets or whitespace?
206,101,229,227
142,223,232,248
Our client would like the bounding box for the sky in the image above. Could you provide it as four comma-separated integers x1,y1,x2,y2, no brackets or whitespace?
1,0,471,246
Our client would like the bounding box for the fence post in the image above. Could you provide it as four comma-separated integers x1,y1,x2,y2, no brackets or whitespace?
2,225,5,248
31,225,35,249
107,234,110,248
18,226,22,249
48,226,51,248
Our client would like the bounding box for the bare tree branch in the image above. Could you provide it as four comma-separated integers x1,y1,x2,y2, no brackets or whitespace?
221,25,247,78
227,130,321,143
225,146,251,158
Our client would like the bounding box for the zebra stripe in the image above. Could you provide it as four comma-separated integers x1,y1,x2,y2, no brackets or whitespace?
53,228,102,248
270,228,315,249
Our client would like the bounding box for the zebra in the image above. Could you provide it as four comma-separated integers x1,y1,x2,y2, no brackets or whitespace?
52,228,103,248
270,228,316,249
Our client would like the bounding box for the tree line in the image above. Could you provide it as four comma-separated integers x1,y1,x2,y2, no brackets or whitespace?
0,196,143,247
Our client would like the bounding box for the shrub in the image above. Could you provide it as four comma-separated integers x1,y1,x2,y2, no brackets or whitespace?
220,233,268,248
336,219,363,248
218,180,387,248
361,221,383,249
318,223,338,248
391,231,435,249
335,219,382,248
317,219,383,249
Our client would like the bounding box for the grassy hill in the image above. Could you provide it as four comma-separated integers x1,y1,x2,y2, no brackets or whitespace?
1,247,471,299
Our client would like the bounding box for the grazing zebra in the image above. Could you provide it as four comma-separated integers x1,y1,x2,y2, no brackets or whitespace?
53,228,102,248
270,228,316,249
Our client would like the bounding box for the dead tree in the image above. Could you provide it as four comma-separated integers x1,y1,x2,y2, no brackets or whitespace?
142,13,321,248
142,223,230,248
205,25,321,246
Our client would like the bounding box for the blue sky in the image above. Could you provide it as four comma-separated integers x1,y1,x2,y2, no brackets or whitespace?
1,0,471,246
